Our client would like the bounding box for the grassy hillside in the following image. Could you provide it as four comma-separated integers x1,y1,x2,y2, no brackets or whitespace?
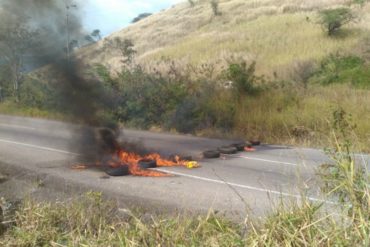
79,0,370,78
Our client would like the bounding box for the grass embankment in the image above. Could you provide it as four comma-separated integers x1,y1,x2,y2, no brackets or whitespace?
232,84,370,151
1,83,369,152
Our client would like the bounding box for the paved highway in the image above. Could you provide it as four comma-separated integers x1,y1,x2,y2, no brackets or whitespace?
1,114,367,218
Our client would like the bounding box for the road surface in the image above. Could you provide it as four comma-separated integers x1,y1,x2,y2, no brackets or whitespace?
0,114,367,218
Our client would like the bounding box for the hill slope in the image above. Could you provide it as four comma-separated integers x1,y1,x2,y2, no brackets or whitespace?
78,0,370,78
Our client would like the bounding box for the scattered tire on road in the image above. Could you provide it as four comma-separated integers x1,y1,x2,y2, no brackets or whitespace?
138,159,157,169
231,142,246,151
203,150,221,159
106,166,130,176
218,146,238,154
250,140,261,146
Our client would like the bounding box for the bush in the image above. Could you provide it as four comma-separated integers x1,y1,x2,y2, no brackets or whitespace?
310,54,370,88
225,61,262,97
318,8,355,36
19,78,53,109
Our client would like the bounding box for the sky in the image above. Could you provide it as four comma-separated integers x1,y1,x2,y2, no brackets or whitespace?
82,0,183,37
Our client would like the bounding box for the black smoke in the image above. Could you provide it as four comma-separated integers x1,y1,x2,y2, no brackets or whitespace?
0,0,120,158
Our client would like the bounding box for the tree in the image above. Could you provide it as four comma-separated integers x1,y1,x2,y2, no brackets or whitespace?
188,0,195,7
85,29,102,44
131,13,152,23
319,8,355,36
0,21,39,101
103,37,136,66
91,29,102,40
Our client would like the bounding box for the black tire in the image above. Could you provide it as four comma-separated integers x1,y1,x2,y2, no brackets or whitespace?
218,146,238,154
203,150,221,159
250,141,261,146
138,159,157,169
106,166,130,176
231,142,246,151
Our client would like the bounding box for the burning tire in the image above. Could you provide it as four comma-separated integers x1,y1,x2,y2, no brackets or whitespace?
203,150,221,159
218,146,238,154
231,142,246,151
138,159,157,169
105,166,130,176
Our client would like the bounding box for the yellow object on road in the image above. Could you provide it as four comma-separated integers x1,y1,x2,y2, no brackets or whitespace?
185,161,200,169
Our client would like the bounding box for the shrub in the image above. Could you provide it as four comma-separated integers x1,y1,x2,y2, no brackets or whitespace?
290,60,316,89
318,8,355,36
103,38,136,66
310,54,370,88
225,61,262,97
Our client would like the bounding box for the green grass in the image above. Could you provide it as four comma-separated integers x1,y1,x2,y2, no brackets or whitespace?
0,193,245,247
0,101,69,121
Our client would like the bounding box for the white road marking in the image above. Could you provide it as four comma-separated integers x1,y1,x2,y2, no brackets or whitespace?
0,123,37,130
0,137,335,204
0,138,81,156
232,155,298,166
155,168,336,204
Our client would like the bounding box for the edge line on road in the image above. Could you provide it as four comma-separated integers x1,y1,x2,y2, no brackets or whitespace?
0,138,81,156
155,168,336,205
230,155,298,166
0,123,37,130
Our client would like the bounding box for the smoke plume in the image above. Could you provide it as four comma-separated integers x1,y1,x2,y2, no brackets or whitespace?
0,0,119,158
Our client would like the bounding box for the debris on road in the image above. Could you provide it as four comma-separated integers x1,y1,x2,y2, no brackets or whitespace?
203,150,221,159
185,161,199,169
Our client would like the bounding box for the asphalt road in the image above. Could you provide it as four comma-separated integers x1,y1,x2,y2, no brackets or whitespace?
0,114,368,218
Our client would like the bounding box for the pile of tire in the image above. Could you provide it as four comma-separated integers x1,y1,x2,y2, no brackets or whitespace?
203,140,260,159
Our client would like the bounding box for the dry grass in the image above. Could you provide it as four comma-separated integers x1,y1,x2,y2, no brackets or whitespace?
233,84,370,151
78,0,370,78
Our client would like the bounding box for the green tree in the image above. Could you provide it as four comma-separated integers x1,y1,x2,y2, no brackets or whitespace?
103,37,136,66
318,8,355,36
0,21,39,101
85,29,102,44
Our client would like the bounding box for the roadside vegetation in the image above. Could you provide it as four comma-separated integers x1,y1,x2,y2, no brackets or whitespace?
1,112,369,246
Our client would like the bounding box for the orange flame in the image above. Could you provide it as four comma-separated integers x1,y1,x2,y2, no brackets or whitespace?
116,149,190,177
